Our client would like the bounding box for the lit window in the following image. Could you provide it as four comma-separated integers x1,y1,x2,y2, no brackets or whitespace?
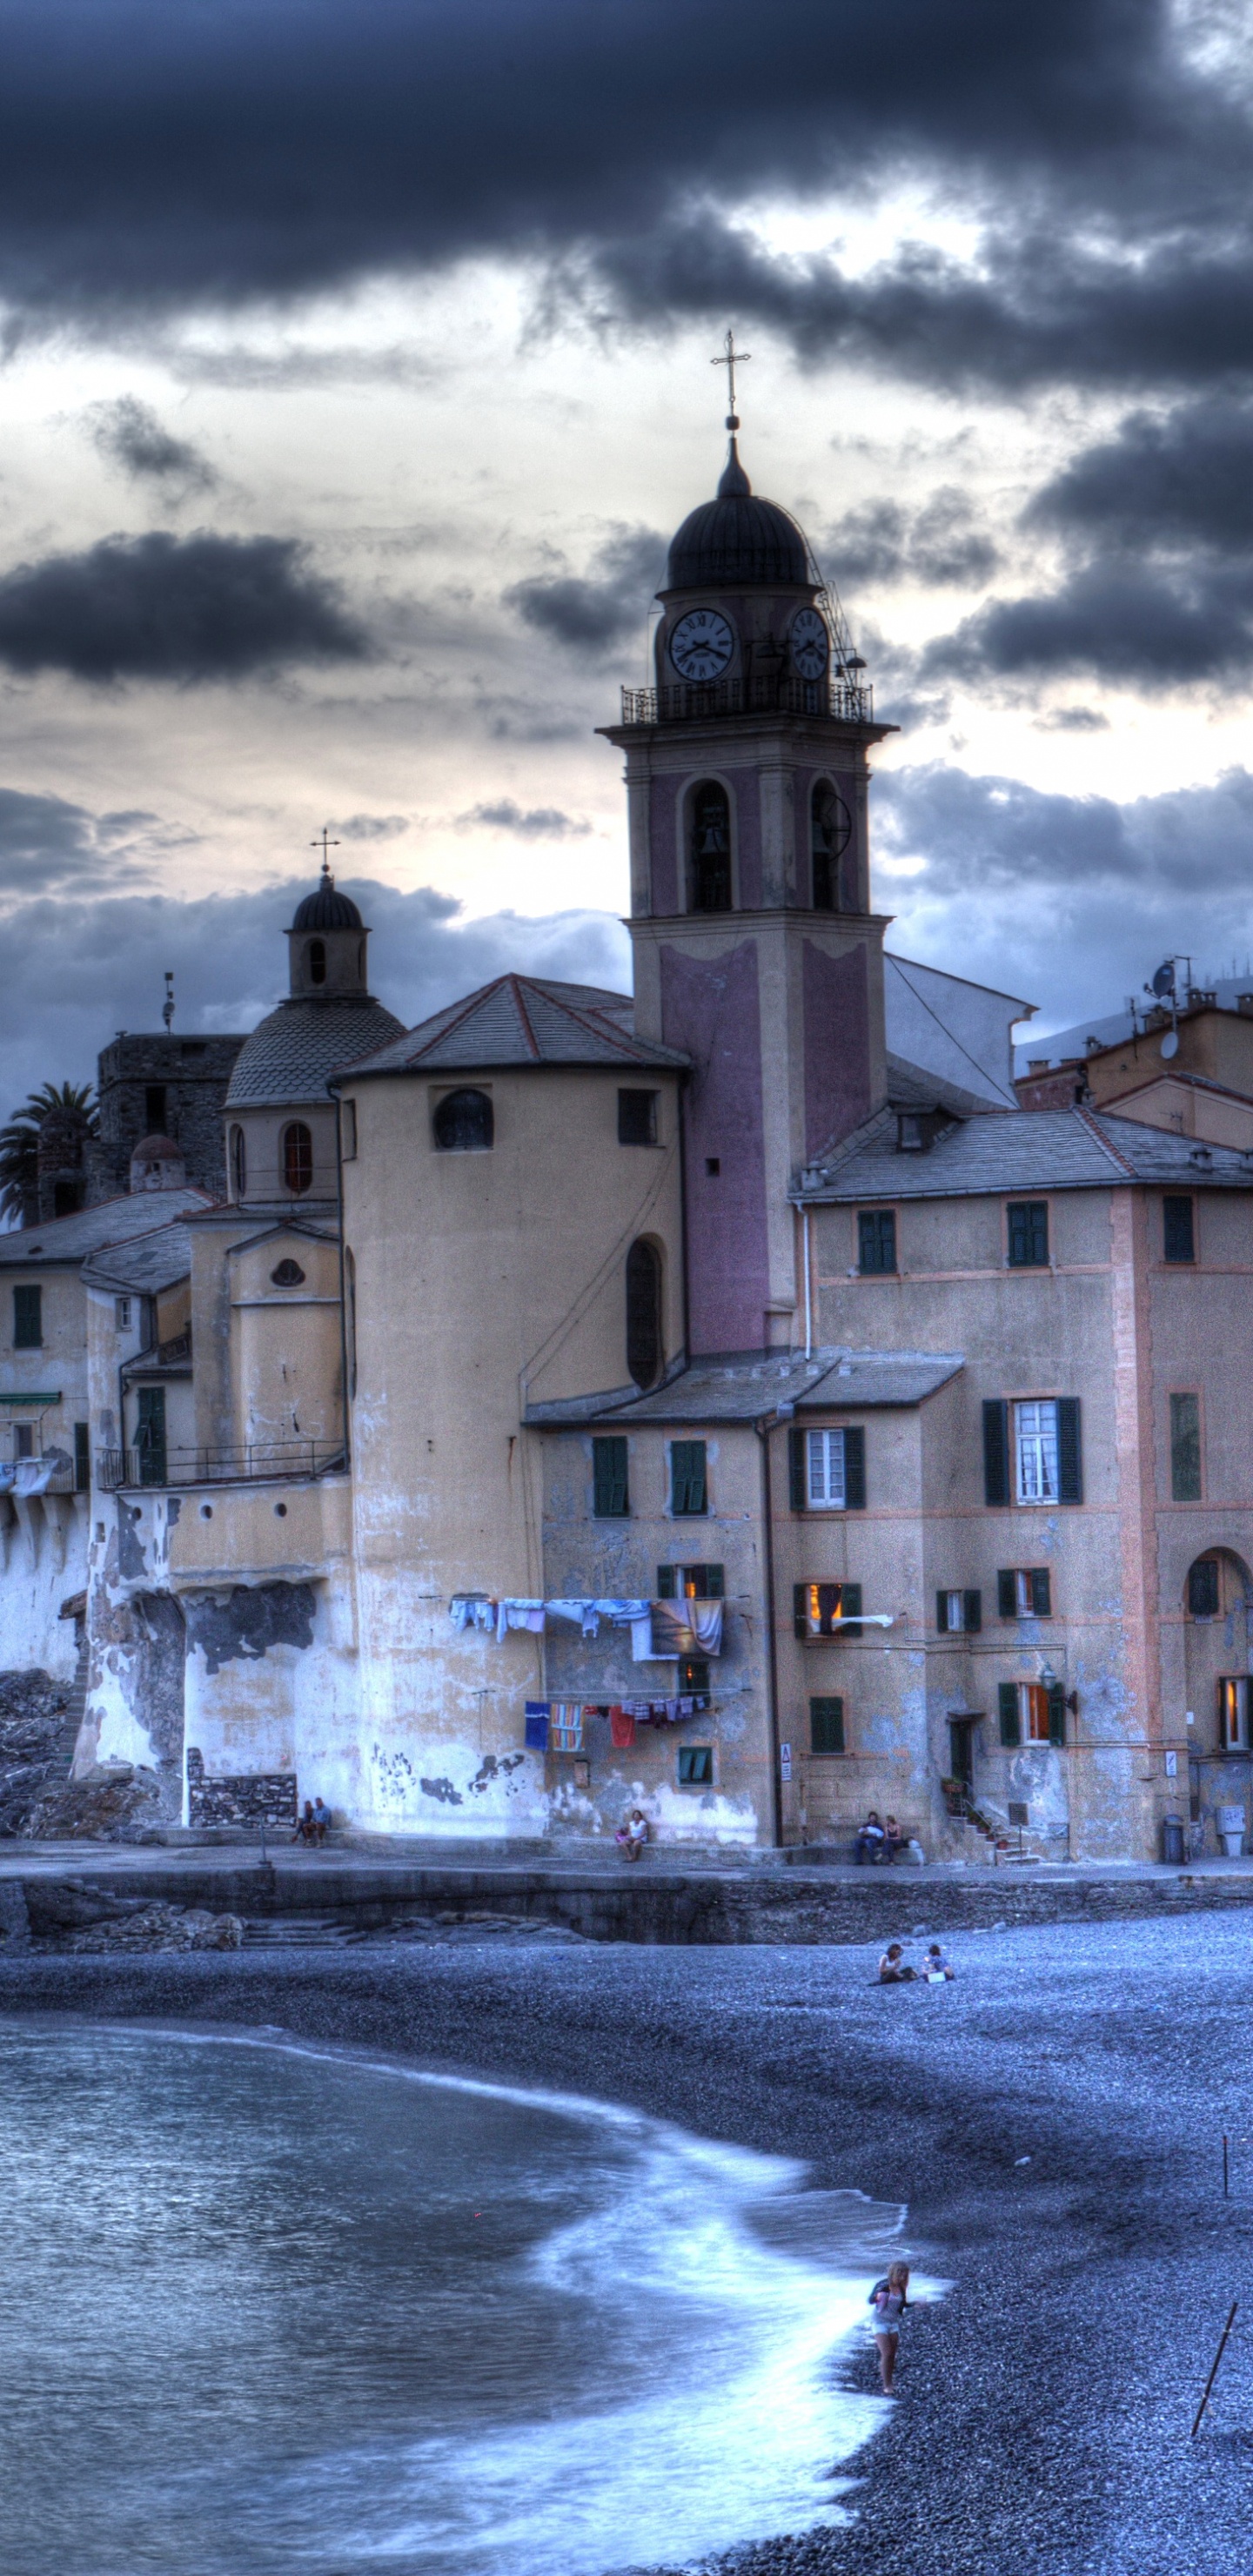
794,1581,862,1640
1219,1678,1250,1750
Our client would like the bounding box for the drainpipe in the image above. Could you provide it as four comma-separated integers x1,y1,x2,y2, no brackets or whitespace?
755,1405,788,1848
332,1090,351,1473
802,1205,813,1361
676,1071,692,1365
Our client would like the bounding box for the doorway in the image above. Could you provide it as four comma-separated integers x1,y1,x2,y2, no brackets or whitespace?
948,1716,978,1790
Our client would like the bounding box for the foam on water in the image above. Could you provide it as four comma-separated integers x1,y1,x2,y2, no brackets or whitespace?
0,2015,921,2576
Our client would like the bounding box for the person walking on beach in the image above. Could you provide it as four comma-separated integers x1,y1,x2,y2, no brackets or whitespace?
868,2261,910,2392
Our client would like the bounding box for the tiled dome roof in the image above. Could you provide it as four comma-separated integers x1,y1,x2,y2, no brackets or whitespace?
667,440,810,590
225,997,405,1108
290,880,364,932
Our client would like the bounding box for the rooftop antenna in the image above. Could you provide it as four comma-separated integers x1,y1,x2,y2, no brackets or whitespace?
310,826,340,884
162,970,175,1033
711,327,751,433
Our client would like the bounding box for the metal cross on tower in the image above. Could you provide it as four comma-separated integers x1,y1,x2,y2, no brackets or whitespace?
711,328,751,429
310,826,340,881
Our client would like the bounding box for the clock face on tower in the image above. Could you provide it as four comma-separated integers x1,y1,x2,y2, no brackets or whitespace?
668,609,734,681
790,607,829,680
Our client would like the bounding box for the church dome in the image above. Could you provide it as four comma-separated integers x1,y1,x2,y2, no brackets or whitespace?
225,996,405,1110
290,879,364,933
667,440,810,591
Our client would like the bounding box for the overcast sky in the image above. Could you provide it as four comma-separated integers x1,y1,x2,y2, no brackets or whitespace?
3,0,1253,1111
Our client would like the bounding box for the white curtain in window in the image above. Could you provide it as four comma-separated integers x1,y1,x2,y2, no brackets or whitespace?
806,1430,846,1508
1015,1401,1058,1504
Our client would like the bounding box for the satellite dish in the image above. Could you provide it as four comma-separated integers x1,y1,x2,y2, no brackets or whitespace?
1162,1030,1179,1060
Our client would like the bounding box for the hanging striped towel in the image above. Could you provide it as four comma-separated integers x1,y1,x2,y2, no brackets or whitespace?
549,1702,585,1754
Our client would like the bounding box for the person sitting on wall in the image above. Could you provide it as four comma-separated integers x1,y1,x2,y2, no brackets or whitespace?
312,1796,332,1843
855,1811,886,1865
615,1808,649,1862
878,1943,916,1983
882,1815,906,1865
294,1800,316,1845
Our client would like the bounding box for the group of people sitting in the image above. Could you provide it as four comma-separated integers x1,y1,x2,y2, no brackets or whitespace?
855,1809,908,1865
878,1942,954,1983
294,1797,332,1845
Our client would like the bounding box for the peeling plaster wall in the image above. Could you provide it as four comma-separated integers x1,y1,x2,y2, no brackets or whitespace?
0,1497,86,1680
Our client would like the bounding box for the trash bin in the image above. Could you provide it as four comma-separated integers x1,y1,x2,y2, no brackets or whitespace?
1217,1803,1246,1859
1162,1815,1185,1866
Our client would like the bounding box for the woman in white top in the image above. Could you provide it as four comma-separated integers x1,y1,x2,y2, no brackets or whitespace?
868,2261,910,2392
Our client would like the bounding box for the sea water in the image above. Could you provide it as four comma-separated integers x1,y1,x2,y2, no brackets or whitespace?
0,2016,903,2575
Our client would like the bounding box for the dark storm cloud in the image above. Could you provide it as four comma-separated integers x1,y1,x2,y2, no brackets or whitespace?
0,533,366,682
506,529,667,656
0,872,631,1116
0,3,1249,399
0,785,166,893
1029,398,1253,550
825,487,1000,590
922,560,1253,689
84,395,217,489
456,800,591,839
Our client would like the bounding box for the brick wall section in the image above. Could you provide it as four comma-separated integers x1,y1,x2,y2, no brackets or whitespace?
185,1747,298,1828
90,1034,246,1204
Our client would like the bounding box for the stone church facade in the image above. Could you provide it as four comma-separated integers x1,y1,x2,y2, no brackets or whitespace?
4,428,1253,1862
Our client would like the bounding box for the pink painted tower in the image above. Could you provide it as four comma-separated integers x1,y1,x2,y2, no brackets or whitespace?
601,425,895,1356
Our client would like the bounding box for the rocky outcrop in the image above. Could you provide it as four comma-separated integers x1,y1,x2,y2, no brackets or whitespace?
0,1670,73,1836
24,1762,165,1842
22,1879,243,1950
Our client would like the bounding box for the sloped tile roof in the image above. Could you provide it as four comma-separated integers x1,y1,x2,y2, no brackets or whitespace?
804,1103,1253,1201
225,996,405,1108
526,1345,964,1426
81,1223,197,1296
0,1187,212,1268
338,975,690,1078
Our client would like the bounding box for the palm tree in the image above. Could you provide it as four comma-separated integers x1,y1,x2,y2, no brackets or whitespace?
0,1083,98,1227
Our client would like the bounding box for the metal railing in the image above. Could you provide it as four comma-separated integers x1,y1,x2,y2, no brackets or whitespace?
620,674,874,728
97,1439,346,1492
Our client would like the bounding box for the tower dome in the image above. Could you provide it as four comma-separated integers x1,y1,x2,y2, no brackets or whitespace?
291,879,364,934
666,440,810,591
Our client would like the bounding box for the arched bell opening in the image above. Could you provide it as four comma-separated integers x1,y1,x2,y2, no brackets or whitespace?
626,1238,664,1390
810,779,856,912
686,780,734,914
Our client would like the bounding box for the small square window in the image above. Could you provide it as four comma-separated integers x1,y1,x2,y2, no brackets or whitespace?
14,1423,33,1459
618,1090,659,1145
997,1568,1051,1617
809,1695,845,1754
858,1210,897,1274
678,1655,710,1695
1163,1195,1195,1264
114,1296,131,1332
937,1588,982,1633
1007,1202,1049,1267
794,1582,862,1640
658,1564,724,1599
677,1744,714,1785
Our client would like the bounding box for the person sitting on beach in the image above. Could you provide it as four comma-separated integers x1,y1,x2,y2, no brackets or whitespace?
882,1814,906,1864
868,2261,911,2393
878,1942,916,1983
923,1944,954,1981
312,1796,332,1843
855,1810,886,1865
615,1808,649,1862
294,1799,316,1845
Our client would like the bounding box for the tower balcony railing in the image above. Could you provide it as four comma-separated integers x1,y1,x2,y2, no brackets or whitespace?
620,673,874,728
97,1439,346,1493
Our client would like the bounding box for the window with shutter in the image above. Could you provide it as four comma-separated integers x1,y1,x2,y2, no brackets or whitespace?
805,1429,846,1508
1030,1568,1051,1616
997,1570,1016,1617
963,1588,982,1633
1015,1400,1059,1502
844,1426,866,1512
794,1582,862,1640
677,1744,714,1784
809,1696,845,1754
1163,1195,1195,1264
857,1210,897,1274
1007,1201,1049,1266
998,1681,1021,1746
670,1440,707,1516
12,1284,41,1349
1056,1398,1083,1505
1048,1684,1067,1747
1189,1558,1220,1617
983,1400,1009,1506
1169,1393,1202,1501
592,1436,629,1519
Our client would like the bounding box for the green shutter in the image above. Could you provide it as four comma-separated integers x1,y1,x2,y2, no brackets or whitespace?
1030,1567,1051,1616
936,1589,950,1633
1048,1684,1067,1747
788,1427,806,1511
843,1426,866,1511
593,1435,628,1518
657,1565,676,1598
810,1696,845,1754
794,1583,810,1640
998,1681,1021,1747
12,1284,41,1349
702,1564,725,1599
1057,1399,1082,1504
997,1569,1015,1617
841,1581,863,1640
670,1439,707,1515
963,1588,982,1633
983,1400,1009,1505
74,1422,90,1493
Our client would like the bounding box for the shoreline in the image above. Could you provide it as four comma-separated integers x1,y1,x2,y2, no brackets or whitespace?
3,1920,1251,2574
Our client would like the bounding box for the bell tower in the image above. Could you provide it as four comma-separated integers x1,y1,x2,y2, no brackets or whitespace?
600,426,896,1357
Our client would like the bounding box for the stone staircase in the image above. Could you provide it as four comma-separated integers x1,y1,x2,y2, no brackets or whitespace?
51,1636,89,1777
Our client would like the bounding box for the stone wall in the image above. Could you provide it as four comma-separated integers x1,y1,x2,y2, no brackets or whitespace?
91,1034,245,1204
186,1747,298,1828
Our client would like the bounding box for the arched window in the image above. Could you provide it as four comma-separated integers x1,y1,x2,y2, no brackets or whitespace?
689,782,732,913
811,782,854,911
282,1122,313,1195
432,1088,493,1152
270,1258,305,1288
230,1125,246,1200
626,1239,663,1390
308,938,327,986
